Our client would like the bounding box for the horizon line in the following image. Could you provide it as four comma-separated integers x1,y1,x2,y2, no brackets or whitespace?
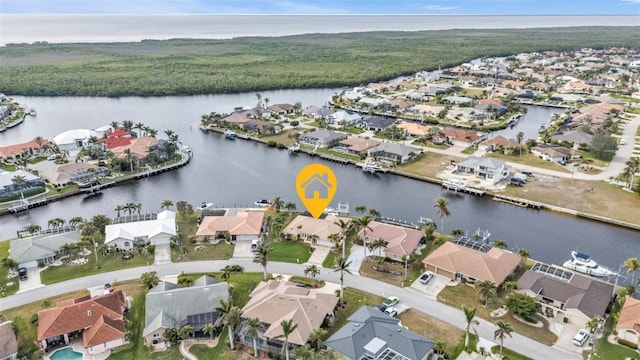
2,13,637,16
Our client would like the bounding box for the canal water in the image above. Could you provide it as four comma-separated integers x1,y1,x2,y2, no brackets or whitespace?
0,92,638,284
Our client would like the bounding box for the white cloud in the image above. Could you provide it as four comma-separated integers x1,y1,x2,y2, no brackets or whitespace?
423,5,458,10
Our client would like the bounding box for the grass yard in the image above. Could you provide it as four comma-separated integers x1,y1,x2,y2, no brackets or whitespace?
491,345,533,360
485,152,571,173
188,335,239,360
0,240,19,297
398,309,465,358
261,128,304,146
172,242,234,262
268,240,311,263
397,152,461,179
327,288,385,337
438,284,557,346
590,338,640,360
40,250,154,285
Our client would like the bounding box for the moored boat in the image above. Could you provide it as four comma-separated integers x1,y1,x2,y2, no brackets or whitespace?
254,199,272,208
224,129,237,139
562,251,617,277
361,160,384,174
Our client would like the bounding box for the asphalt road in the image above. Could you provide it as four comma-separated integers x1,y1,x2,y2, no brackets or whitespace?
0,259,580,360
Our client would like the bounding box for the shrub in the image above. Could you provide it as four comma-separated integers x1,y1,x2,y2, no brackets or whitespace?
617,338,638,349
276,143,286,149
505,293,541,322
267,140,277,147
147,245,155,255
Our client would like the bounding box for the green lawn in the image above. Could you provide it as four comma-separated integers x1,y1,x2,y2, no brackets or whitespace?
269,240,311,263
189,335,239,360
172,242,234,262
491,345,533,360
590,339,640,360
40,250,154,285
0,240,20,297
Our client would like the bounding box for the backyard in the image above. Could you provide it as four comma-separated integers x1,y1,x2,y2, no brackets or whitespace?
268,239,312,263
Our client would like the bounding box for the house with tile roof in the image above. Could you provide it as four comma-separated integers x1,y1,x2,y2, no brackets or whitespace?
336,137,381,156
357,221,423,262
143,275,229,348
0,137,50,161
517,263,613,323
9,230,81,268
283,214,350,248
0,317,18,360
101,128,133,150
37,290,127,355
324,306,434,360
40,163,110,187
110,136,159,164
298,129,348,148
478,135,520,153
235,280,338,354
439,128,484,148
0,170,44,198
531,145,571,163
455,156,510,185
367,142,419,164
422,241,521,286
104,210,176,249
616,296,640,346
196,210,264,242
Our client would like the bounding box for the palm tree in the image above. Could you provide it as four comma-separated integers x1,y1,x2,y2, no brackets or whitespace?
216,299,241,350
69,216,84,228
334,256,352,304
308,327,326,351
516,131,524,157
354,215,372,257
253,242,273,281
304,265,320,287
122,120,134,132
354,205,367,214
476,280,497,306
433,197,451,234
245,317,262,358
585,316,604,355
134,122,145,137
367,238,388,261
110,121,119,131
494,240,507,249
284,202,296,214
368,208,381,219
135,202,143,215
623,157,640,190
147,128,158,138
11,175,26,200
178,324,193,340
124,202,136,216
202,323,216,340
271,196,284,212
161,199,173,210
220,264,244,282
462,305,479,350
274,319,299,360
334,219,352,258
140,271,159,289
623,257,640,285
518,248,530,265
494,320,514,356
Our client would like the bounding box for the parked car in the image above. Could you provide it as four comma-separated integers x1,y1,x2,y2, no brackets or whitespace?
419,271,434,284
572,329,589,346
250,238,263,252
384,306,398,317
104,283,114,293
377,296,399,311
620,139,626,145
18,267,27,281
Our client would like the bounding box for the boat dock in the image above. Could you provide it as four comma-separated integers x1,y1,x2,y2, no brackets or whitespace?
492,194,542,209
441,181,485,196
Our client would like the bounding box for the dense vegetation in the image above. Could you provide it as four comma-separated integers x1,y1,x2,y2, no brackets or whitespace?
1,27,638,97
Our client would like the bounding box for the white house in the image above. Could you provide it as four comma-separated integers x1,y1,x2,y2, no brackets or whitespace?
104,210,176,249
456,156,510,184
52,129,103,154
326,110,362,126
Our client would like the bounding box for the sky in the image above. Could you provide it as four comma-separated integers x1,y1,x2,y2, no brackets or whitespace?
1,0,639,15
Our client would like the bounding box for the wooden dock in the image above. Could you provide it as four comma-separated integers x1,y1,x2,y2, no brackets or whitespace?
492,194,542,209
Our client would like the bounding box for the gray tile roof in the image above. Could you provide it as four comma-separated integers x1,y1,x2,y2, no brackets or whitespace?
369,142,418,157
9,231,81,265
324,306,434,360
143,276,228,336
0,319,18,359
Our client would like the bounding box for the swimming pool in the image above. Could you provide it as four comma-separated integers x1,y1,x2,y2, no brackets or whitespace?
49,347,83,360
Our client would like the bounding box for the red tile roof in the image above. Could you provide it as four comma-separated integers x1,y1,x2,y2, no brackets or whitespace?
0,138,49,158
38,291,126,348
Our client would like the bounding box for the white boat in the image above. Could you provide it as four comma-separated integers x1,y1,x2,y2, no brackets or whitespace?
323,202,350,216
254,199,272,208
362,160,385,174
288,143,300,153
562,251,617,277
224,129,237,139
196,202,213,211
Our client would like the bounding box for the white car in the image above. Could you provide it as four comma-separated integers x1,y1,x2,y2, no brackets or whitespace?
620,139,626,145
572,329,589,346
419,271,434,284
384,306,398,317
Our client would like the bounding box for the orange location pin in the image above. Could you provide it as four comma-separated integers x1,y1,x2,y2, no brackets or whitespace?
296,163,337,219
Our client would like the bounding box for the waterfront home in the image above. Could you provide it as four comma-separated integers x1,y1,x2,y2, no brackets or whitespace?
367,142,419,165
101,128,133,150
302,105,334,119
357,220,423,262
236,280,338,355
52,129,104,154
357,115,395,132
326,110,362,127
268,103,294,116
242,119,283,135
0,137,50,161
40,163,109,187
0,170,44,198
283,214,350,248
477,135,520,153
357,97,387,109
220,112,251,128
324,306,435,360
104,210,177,250
455,156,510,185
531,145,570,163
9,230,81,268
551,130,593,149
475,103,507,116
0,317,18,360
422,240,521,286
110,137,159,165
298,129,347,148
0,105,10,121
517,263,613,323
443,95,474,105
195,210,264,242
616,296,640,347
37,290,127,355
439,128,483,148
408,104,445,118
384,98,412,113
561,81,599,95
143,275,228,349
447,107,489,122
336,137,381,156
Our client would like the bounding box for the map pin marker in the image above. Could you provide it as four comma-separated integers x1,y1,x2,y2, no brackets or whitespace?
296,163,337,219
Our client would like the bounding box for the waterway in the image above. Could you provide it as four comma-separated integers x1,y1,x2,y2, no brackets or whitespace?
1,92,638,285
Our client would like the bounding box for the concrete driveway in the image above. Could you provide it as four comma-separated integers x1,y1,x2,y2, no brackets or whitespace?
551,316,590,356
17,267,44,293
232,241,254,259
410,273,448,299
154,244,172,265
346,245,365,275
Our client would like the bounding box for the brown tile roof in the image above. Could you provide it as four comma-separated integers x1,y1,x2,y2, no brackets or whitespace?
441,128,482,143
358,221,423,258
82,314,127,347
196,211,264,237
241,280,338,346
338,137,381,152
222,112,250,124
37,291,125,347
617,296,640,333
0,138,49,158
0,318,18,359
111,136,158,160
283,214,351,243
478,98,505,106
422,241,520,285
517,269,613,318
479,135,520,149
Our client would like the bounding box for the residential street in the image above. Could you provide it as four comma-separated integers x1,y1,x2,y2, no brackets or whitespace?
0,259,580,360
